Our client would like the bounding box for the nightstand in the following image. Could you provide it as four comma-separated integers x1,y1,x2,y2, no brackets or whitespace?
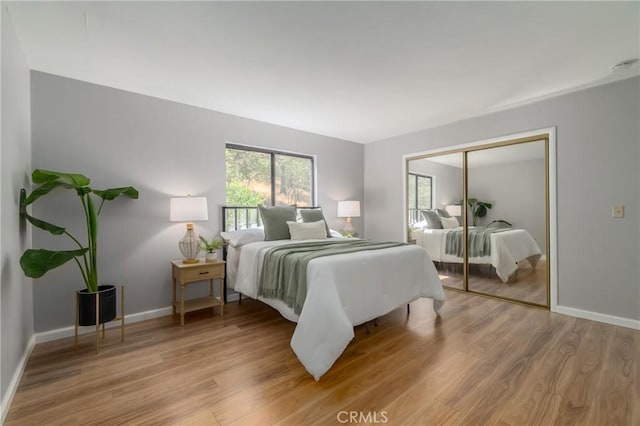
171,259,225,326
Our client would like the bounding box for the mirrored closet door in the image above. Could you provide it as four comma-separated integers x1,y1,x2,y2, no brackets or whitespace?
466,140,548,307
407,152,464,290
406,134,550,308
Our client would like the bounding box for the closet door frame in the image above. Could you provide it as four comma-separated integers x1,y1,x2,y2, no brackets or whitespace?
402,127,557,312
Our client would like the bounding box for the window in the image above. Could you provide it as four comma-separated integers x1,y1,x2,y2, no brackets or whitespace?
225,144,314,207
408,173,432,223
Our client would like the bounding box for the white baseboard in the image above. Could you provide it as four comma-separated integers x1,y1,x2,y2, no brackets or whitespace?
556,305,640,330
1,334,36,425
35,306,173,344
35,293,241,344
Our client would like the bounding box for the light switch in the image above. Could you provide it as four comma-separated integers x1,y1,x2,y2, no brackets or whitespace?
613,205,624,218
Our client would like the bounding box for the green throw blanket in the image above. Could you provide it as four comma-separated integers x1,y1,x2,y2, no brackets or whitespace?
258,240,406,315
445,225,512,257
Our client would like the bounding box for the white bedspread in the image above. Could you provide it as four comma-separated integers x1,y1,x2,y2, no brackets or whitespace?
234,239,445,380
416,227,542,282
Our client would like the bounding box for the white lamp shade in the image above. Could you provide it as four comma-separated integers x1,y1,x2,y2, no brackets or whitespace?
445,204,462,217
337,200,361,218
170,197,208,222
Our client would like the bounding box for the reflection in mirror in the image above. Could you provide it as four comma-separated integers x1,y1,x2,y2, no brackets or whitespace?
466,141,547,306
407,153,464,291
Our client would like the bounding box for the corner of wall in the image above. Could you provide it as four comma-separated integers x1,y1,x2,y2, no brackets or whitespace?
1,3,34,420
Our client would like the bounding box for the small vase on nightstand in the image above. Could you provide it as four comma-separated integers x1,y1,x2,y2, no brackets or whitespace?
205,251,218,263
199,236,224,263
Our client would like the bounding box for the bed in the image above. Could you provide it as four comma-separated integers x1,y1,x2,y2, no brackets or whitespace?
221,206,445,380
413,225,542,282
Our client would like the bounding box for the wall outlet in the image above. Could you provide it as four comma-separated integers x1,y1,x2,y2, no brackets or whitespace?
612,205,624,218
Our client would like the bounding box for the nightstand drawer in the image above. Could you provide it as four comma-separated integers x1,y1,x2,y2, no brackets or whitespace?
172,259,226,326
182,264,224,281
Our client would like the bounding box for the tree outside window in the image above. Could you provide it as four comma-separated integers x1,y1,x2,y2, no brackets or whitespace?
225,145,314,207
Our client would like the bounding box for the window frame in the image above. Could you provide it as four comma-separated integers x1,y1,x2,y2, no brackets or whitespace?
226,143,316,207
408,172,433,222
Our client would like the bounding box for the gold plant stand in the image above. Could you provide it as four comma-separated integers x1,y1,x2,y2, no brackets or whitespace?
74,285,125,354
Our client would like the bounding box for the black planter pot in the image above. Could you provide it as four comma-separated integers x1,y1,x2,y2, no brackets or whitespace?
77,285,117,326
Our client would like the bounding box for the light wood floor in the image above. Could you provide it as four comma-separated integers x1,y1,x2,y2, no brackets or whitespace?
6,290,639,425
439,259,547,306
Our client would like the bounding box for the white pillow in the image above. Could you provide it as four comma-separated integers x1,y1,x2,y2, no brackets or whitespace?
441,216,460,229
410,220,429,230
220,228,265,247
329,229,343,238
286,220,328,240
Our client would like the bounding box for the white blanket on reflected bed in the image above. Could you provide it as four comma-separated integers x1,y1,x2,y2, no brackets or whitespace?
234,239,445,380
416,227,542,282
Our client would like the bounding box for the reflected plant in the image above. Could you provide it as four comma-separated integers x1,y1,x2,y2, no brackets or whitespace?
467,198,492,226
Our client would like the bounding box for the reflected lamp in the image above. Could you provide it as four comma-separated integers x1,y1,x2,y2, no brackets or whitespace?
170,196,208,264
445,204,462,217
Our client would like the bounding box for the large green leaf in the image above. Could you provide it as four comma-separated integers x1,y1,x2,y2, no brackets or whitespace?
24,214,66,235
86,194,99,290
19,189,27,215
32,169,90,187
20,248,88,279
76,187,92,196
93,187,139,200
23,181,76,205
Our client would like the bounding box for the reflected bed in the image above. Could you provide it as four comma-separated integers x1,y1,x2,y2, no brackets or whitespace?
413,226,542,282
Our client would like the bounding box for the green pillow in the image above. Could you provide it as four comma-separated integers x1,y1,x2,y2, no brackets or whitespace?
258,205,297,240
436,208,451,218
421,210,443,229
299,208,331,238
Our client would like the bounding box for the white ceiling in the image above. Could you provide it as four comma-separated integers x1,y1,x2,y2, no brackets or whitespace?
6,1,640,144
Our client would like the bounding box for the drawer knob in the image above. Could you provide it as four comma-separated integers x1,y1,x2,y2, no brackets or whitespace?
199,271,209,275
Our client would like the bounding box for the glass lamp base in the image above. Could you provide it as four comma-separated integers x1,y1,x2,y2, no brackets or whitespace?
178,227,201,264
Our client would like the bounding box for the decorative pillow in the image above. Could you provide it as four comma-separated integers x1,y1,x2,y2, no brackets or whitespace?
441,216,460,229
436,208,451,218
220,228,265,247
258,205,297,240
329,229,343,238
299,208,332,237
421,210,443,229
286,220,328,240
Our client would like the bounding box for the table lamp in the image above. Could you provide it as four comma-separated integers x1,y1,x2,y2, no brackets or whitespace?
170,196,208,263
445,204,462,217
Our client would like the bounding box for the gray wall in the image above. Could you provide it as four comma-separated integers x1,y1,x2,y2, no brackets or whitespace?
1,5,33,407
30,72,364,332
470,159,546,252
365,77,640,322
408,158,463,210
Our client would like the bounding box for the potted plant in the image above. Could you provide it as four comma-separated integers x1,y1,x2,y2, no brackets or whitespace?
20,169,139,326
467,197,492,226
199,236,224,262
